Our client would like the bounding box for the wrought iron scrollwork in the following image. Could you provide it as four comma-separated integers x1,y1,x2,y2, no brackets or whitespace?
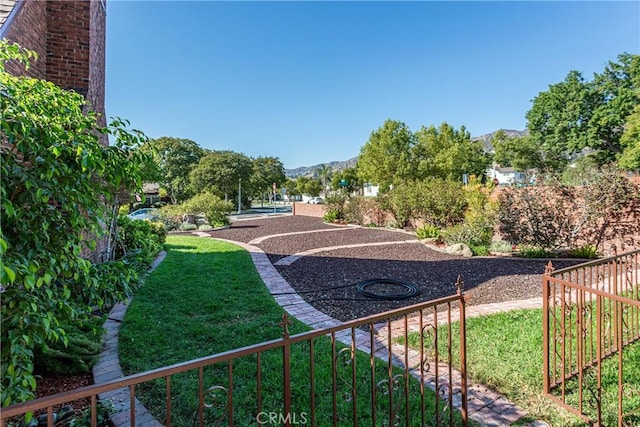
203,385,229,425
335,347,355,402
375,374,406,427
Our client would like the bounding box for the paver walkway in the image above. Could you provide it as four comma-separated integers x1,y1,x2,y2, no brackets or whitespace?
95,223,551,426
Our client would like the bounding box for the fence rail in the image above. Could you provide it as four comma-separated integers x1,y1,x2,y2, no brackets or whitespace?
1,287,468,427
543,249,640,426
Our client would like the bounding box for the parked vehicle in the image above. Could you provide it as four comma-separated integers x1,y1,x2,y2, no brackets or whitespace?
127,208,158,221
307,197,324,204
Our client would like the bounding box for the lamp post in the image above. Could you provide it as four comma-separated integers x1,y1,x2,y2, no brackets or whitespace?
237,178,241,214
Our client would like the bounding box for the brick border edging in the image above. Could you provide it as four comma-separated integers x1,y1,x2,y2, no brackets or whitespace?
92,251,167,427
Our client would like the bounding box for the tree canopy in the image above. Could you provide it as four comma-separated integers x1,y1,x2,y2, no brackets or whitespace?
141,137,204,203
491,130,543,172
526,53,640,171
357,119,415,188
413,122,490,180
189,150,253,204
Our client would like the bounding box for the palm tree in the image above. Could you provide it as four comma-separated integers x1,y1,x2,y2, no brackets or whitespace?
316,164,332,198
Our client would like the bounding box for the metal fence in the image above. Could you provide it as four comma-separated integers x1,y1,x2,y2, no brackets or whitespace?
1,287,468,427
543,249,640,426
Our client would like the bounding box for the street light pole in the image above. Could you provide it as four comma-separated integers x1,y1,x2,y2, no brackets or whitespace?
238,178,241,214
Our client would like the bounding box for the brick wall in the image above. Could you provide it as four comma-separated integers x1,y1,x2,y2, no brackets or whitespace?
292,202,326,218
88,0,106,131
3,0,47,78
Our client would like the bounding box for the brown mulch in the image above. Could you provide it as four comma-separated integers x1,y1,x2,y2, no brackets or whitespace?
208,215,584,322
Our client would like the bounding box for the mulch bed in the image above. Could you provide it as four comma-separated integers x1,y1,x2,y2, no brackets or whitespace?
209,216,584,322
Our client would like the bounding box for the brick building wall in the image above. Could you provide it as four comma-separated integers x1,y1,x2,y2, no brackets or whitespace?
2,0,47,78
1,0,107,133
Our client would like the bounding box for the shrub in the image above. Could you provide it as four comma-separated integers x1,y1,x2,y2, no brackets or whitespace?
441,221,492,248
385,178,467,228
416,224,440,240
0,41,151,405
489,240,513,253
469,244,490,256
157,204,185,231
497,167,640,251
323,209,341,223
568,245,598,259
179,223,198,231
116,215,164,265
343,196,365,225
518,245,555,258
324,193,347,223
183,192,232,228
34,316,105,375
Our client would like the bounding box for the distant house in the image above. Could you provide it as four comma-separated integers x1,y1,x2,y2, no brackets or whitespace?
486,165,527,186
362,183,380,197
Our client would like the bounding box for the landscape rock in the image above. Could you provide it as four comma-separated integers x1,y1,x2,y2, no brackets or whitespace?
445,243,473,257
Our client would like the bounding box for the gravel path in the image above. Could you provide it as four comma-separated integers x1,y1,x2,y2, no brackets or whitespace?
208,215,582,322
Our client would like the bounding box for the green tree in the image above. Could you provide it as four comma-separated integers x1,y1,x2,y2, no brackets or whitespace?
357,119,415,188
491,131,543,172
295,176,322,197
619,103,640,171
413,122,490,180
141,137,204,204
189,150,253,206
331,166,361,193
526,53,640,171
251,156,286,205
1,41,150,405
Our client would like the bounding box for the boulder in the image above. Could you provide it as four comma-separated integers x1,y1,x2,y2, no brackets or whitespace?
446,243,473,257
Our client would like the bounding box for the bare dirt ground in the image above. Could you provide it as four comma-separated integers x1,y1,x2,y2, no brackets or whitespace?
210,215,583,322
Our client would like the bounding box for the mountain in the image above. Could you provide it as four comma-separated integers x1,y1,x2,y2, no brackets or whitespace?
285,157,358,178
284,129,528,178
471,129,528,153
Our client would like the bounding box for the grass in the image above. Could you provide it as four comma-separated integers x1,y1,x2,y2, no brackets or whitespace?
401,309,640,426
119,235,468,426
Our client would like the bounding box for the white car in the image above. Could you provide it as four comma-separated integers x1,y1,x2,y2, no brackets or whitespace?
307,197,324,204
127,208,158,221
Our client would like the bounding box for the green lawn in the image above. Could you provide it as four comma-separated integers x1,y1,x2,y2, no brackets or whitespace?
401,309,640,426
118,235,467,426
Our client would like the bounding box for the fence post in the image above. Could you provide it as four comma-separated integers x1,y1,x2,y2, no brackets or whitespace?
542,261,553,394
280,314,293,427
456,276,468,426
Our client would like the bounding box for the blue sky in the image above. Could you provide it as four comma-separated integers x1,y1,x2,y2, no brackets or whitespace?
106,1,639,169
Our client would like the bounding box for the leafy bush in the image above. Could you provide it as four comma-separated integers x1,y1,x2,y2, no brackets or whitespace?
416,224,440,240
497,167,640,251
518,245,555,258
157,203,185,231
385,178,467,228
323,209,340,223
34,316,105,375
343,196,365,225
323,193,347,223
469,244,490,256
116,215,164,265
441,221,492,248
0,41,151,405
568,245,598,259
179,223,198,231
489,240,513,253
183,192,232,228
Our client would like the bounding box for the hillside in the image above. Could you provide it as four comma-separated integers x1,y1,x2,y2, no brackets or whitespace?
284,129,527,178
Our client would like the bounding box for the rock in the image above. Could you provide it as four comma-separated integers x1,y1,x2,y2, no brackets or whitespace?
446,243,473,257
